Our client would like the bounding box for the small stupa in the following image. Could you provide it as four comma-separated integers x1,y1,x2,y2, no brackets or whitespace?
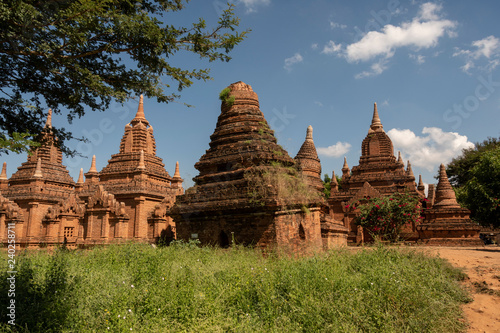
417,164,482,245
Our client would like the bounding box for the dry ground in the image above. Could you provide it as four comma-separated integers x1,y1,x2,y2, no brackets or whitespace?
426,246,500,333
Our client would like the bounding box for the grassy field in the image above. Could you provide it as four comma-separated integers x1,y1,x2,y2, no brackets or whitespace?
0,242,471,332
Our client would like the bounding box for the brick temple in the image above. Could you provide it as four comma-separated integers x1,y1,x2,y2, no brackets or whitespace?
0,82,482,249
0,96,183,248
170,82,346,253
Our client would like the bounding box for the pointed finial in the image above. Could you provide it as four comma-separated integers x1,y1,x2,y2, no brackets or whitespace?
137,150,146,170
45,109,53,128
370,102,383,131
34,158,43,178
135,95,146,120
397,151,404,164
89,155,97,173
306,125,313,141
330,170,338,193
418,174,424,187
77,168,84,184
0,162,7,180
406,160,414,177
342,157,349,170
173,161,181,179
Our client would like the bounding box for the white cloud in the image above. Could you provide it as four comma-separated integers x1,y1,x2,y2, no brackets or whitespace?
355,58,389,79
314,101,323,107
387,127,474,171
330,21,347,30
238,0,270,13
409,54,426,64
317,142,352,158
311,43,318,50
284,53,303,72
321,41,342,55
322,2,456,77
453,35,500,73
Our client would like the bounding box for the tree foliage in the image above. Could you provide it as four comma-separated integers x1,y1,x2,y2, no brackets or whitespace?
0,0,248,155
446,137,500,187
456,147,500,228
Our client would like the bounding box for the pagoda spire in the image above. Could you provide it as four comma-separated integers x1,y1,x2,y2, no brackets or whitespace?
34,158,43,178
370,102,383,131
330,170,338,193
45,108,53,129
0,162,7,180
342,157,349,170
397,151,404,165
406,160,414,178
418,174,425,193
89,155,98,173
173,161,181,179
342,156,350,179
77,168,84,184
306,125,313,141
131,95,149,126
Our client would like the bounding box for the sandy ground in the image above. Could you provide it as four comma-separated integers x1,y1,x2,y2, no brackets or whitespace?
422,246,500,333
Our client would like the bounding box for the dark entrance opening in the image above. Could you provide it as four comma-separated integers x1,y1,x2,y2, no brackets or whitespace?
299,224,306,240
219,230,230,248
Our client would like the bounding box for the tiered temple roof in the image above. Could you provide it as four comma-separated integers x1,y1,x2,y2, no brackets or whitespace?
98,95,179,194
6,108,75,200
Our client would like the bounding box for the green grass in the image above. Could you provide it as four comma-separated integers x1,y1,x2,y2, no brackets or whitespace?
0,242,470,332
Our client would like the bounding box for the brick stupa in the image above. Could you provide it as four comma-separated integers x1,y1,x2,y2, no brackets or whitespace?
328,103,423,243
417,164,481,245
171,82,327,252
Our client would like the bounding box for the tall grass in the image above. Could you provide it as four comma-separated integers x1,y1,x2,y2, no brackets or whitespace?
0,242,470,332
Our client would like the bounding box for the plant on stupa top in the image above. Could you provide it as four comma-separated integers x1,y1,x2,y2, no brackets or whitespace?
219,87,235,106
353,192,423,242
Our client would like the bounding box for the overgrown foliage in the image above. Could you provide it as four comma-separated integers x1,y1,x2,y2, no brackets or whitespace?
0,243,470,332
0,0,248,155
244,162,322,209
456,147,500,228
354,192,423,242
219,87,235,107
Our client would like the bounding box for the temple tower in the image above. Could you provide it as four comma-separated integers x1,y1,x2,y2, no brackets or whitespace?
328,103,422,243
171,82,332,252
90,95,183,242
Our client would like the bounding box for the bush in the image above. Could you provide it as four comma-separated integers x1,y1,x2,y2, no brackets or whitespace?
354,193,422,242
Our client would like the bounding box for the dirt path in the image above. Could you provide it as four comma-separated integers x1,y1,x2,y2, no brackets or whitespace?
425,246,500,333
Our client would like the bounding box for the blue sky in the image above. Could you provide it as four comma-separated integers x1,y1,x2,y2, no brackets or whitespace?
3,0,500,190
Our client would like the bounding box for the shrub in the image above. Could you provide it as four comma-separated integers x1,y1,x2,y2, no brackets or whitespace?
354,192,422,242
